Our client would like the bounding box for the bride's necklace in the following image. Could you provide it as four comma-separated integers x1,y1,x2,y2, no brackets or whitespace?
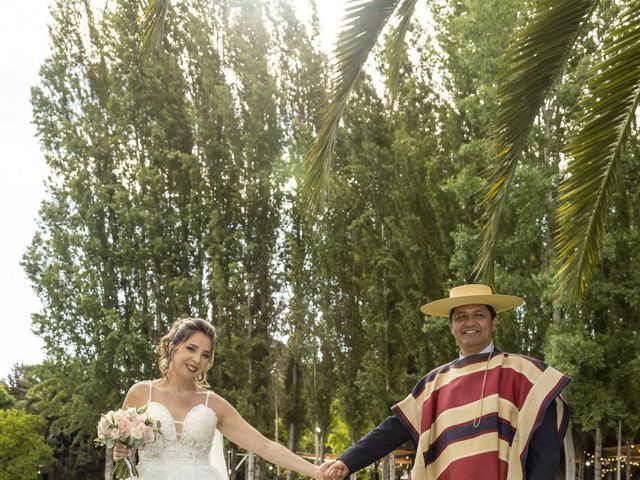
473,345,494,428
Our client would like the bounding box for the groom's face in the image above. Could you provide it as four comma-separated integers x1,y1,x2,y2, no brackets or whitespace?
449,304,497,356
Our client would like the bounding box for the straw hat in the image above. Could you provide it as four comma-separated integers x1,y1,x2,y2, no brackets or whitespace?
420,284,523,317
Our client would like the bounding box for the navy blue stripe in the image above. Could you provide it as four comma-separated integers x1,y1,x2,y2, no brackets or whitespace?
423,413,516,466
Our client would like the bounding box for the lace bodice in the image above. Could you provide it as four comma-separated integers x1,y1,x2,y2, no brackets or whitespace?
133,382,228,480
140,401,217,463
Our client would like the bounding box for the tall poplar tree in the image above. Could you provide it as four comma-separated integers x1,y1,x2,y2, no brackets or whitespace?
25,0,328,477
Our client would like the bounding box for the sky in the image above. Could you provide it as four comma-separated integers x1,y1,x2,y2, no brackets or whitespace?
0,1,341,380
0,1,51,379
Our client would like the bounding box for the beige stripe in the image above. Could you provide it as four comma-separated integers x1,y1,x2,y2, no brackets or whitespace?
507,366,566,480
556,398,565,431
498,355,548,384
395,392,422,435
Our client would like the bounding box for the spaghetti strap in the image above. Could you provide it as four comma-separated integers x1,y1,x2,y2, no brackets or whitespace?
205,391,211,407
147,381,153,403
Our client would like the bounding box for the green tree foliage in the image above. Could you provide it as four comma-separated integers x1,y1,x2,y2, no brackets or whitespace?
0,409,54,480
310,58,458,442
23,0,640,477
0,385,14,410
546,137,640,435
25,0,324,477
5,364,40,413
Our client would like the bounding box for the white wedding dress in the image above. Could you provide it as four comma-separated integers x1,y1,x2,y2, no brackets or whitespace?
133,382,229,480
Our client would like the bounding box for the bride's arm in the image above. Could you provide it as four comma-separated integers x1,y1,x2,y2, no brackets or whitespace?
214,394,323,480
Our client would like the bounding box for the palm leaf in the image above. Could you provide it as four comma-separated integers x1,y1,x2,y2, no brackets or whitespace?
139,0,170,63
386,0,420,100
474,0,598,284
303,0,401,210
555,1,640,302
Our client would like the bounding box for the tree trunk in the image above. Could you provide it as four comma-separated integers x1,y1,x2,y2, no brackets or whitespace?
274,380,280,480
229,445,238,480
257,456,266,480
314,427,324,465
382,452,395,480
595,425,602,480
247,451,255,480
578,448,584,480
565,422,576,480
287,422,297,480
616,420,622,480
625,441,631,480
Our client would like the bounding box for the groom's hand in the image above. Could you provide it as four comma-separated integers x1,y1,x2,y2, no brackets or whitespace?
327,460,349,480
318,460,336,480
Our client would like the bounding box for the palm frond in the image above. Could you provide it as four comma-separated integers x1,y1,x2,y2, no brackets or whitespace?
140,0,169,63
555,1,640,302
303,0,401,211
474,0,598,284
386,0,420,100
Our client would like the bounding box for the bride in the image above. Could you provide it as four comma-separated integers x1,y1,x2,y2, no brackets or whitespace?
114,317,329,480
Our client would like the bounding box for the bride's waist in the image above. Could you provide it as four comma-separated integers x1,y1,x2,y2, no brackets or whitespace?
139,456,211,466
139,448,211,464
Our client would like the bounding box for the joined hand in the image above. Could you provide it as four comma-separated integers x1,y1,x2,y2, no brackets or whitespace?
325,460,349,480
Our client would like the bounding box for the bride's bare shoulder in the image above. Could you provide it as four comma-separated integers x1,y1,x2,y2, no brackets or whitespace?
122,380,154,408
206,391,234,412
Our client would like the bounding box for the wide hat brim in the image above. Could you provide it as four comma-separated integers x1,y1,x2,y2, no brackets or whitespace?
420,284,523,317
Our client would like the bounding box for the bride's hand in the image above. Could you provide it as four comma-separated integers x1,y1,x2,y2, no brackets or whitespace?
318,461,336,480
113,443,133,462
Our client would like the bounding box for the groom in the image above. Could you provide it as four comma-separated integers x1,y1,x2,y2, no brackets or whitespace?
327,284,570,480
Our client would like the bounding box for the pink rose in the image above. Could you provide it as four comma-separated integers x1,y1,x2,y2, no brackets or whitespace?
130,424,145,441
118,417,132,435
143,425,155,444
98,416,112,434
129,414,145,430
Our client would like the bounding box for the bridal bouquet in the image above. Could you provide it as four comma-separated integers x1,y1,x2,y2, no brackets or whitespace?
96,405,162,479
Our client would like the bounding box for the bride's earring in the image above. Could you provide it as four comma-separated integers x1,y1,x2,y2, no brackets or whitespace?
165,347,174,375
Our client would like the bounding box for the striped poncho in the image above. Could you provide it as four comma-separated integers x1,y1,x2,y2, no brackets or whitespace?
392,352,569,480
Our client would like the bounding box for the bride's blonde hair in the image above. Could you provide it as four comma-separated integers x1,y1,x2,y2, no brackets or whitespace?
156,317,216,389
